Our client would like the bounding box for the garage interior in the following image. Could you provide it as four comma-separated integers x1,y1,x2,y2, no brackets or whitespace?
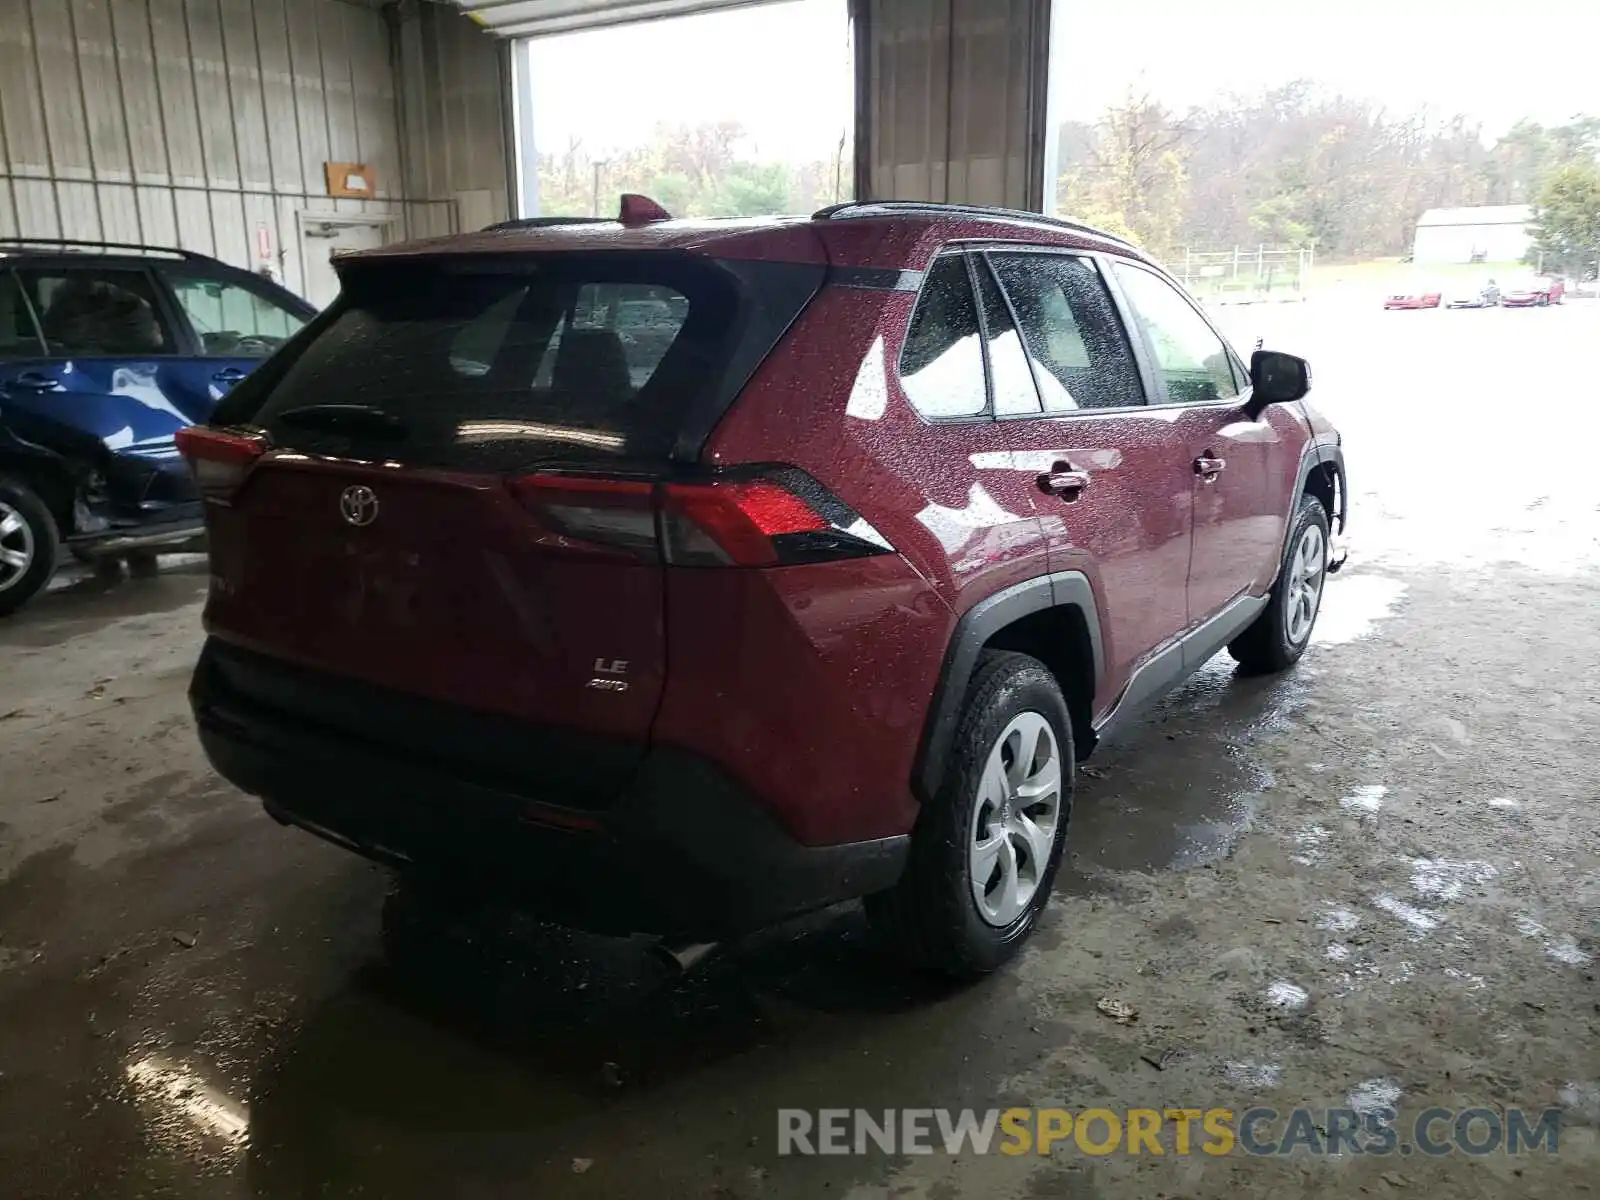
0,0,511,305
1,2,1597,1198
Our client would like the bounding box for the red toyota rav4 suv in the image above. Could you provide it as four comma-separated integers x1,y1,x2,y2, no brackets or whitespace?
181,199,1345,977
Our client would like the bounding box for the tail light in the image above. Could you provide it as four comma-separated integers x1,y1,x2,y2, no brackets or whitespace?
174,426,267,503
508,468,893,567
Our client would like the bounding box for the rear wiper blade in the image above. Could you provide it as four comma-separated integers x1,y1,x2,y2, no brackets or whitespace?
275,404,408,436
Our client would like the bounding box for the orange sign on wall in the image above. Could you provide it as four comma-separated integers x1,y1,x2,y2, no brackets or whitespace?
324,162,376,199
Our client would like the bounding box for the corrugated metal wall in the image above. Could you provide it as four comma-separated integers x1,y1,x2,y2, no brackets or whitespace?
853,0,1050,210
0,0,509,298
394,0,511,238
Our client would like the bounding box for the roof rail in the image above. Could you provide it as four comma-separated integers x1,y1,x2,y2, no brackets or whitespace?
481,216,614,232
0,236,207,260
811,201,1134,248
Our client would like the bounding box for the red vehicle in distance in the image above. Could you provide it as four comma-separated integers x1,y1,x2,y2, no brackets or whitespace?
1502,276,1565,307
1383,283,1442,310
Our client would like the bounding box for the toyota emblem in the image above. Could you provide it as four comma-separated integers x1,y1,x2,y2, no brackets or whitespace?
339,484,379,527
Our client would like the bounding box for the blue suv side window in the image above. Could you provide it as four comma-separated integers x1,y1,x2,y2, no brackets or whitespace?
0,272,44,358
164,269,307,358
18,268,175,357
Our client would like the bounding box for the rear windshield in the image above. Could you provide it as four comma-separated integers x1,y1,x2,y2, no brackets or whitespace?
248,255,740,469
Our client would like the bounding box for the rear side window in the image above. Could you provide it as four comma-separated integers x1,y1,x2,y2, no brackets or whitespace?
0,272,44,358
991,254,1144,411
247,257,737,468
899,256,986,419
18,267,176,356
972,262,1041,416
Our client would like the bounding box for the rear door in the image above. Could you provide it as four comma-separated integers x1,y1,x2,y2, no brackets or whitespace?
984,249,1191,714
872,251,1049,615
199,254,786,770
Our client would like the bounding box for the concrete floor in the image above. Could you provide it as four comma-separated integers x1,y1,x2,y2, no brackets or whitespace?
1,301,1597,1198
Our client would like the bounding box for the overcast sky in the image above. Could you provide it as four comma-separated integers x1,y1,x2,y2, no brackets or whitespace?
525,0,1600,161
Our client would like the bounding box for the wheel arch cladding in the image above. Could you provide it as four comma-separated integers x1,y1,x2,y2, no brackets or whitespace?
914,573,1104,801
1302,444,1346,534
0,453,72,535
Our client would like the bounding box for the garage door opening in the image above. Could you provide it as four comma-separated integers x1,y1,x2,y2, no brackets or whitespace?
510,0,853,221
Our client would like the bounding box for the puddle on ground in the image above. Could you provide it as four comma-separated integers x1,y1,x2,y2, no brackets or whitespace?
1312,574,1408,645
1057,655,1304,886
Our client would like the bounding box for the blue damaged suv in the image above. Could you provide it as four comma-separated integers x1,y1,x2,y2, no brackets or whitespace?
0,239,316,614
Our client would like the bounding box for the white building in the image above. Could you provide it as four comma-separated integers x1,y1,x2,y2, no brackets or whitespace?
1412,205,1533,265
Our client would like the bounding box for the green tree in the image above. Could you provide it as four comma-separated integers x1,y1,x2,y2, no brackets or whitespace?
712,161,791,216
1248,194,1313,247
1058,91,1190,257
1528,162,1600,277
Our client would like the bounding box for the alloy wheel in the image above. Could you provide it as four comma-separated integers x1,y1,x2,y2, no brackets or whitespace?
1285,521,1327,646
967,712,1063,927
0,502,35,594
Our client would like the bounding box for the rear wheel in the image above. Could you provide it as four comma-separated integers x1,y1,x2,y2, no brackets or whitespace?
0,476,59,617
865,651,1073,978
125,550,161,579
1228,492,1329,674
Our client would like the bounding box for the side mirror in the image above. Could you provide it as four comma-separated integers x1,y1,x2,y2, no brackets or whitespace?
1246,349,1311,417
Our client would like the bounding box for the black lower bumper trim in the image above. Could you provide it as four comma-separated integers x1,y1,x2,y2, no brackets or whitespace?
68,505,204,556
190,643,908,941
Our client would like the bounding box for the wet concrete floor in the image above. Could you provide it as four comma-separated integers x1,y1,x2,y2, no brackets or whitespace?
1,303,1597,1198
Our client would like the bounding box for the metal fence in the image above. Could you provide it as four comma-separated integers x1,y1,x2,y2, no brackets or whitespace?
1171,246,1313,304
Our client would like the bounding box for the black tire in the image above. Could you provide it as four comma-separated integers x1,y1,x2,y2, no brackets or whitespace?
865,651,1074,979
125,549,161,579
1228,492,1330,674
0,475,59,617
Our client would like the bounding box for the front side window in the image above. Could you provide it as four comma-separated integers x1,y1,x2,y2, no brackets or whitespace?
991,253,1145,411
19,268,175,356
1111,263,1240,405
165,270,307,357
899,255,987,419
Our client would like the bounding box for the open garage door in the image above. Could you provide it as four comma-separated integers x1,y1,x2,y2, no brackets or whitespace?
442,0,782,37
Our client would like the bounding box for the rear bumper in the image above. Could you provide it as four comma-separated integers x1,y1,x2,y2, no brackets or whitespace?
189,639,908,941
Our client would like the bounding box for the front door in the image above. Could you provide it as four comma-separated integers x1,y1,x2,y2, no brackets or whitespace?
983,250,1193,716
1107,261,1293,627
156,265,311,417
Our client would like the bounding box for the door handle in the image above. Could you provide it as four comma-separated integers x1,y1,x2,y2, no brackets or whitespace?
5,371,61,391
211,367,248,385
1038,464,1091,497
1194,455,1227,480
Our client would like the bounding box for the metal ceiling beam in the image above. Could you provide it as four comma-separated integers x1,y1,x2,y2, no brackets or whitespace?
443,0,778,37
